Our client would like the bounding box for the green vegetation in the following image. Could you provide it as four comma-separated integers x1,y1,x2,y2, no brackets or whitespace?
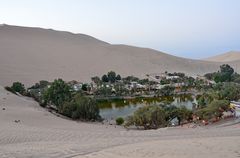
125,105,193,129
5,82,26,95
101,71,121,83
81,83,89,91
40,79,101,121
116,117,124,125
61,94,100,120
157,86,175,96
205,64,235,83
125,106,167,129
163,105,192,125
6,64,239,127
195,100,230,120
43,79,72,108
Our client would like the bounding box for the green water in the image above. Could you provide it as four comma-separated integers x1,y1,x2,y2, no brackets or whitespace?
98,94,197,120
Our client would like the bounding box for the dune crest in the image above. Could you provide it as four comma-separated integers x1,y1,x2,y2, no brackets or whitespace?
205,51,240,62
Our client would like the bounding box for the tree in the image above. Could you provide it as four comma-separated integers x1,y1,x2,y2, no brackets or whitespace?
107,71,116,83
123,76,139,83
217,82,240,101
71,94,100,120
29,80,49,89
11,82,26,95
114,82,129,96
220,64,234,75
43,79,72,108
157,86,175,96
214,64,234,82
116,74,122,81
95,85,112,96
39,80,50,88
204,72,216,80
81,84,88,91
102,74,109,82
61,94,101,121
232,73,240,83
91,76,102,85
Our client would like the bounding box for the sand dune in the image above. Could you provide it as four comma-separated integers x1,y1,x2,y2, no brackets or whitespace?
205,51,240,62
77,137,240,158
1,24,240,86
0,85,240,158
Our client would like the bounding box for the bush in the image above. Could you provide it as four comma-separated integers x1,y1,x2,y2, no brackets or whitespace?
162,105,192,125
10,82,26,95
125,105,167,129
4,86,17,94
61,101,77,118
116,117,124,125
61,94,101,121
195,100,230,120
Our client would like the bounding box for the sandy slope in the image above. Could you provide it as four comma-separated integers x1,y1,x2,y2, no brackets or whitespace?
77,137,240,158
1,24,240,86
1,85,240,158
205,51,240,62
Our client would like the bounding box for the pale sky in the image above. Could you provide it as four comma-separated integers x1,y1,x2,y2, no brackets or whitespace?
0,0,240,59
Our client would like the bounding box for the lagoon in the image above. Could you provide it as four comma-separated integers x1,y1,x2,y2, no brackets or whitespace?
98,95,198,120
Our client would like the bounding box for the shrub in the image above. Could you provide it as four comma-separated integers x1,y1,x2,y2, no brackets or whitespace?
61,94,101,121
4,86,17,94
195,100,230,120
125,105,166,129
61,101,77,118
162,105,192,125
11,82,26,95
116,117,124,125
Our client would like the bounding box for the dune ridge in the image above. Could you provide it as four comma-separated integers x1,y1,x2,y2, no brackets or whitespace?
205,51,240,62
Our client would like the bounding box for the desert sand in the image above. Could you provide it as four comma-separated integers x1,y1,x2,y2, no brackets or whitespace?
205,51,240,62
1,85,240,158
1,24,240,86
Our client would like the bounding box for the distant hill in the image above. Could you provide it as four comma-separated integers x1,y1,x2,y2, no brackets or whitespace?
204,51,240,62
0,24,239,86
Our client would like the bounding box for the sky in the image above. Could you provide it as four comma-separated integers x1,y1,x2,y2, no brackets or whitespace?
0,0,240,59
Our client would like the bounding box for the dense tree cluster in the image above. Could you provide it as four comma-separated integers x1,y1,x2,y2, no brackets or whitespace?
157,86,175,96
42,79,101,121
101,71,122,83
204,64,236,83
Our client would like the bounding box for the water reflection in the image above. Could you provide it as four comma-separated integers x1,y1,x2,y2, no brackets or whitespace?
98,94,197,120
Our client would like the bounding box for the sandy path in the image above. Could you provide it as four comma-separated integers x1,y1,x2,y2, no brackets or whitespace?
0,85,240,158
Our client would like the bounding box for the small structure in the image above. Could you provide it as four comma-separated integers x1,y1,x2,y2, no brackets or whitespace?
230,101,240,117
68,80,83,91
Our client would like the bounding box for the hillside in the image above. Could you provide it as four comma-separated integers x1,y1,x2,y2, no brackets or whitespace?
205,51,240,62
0,24,239,86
